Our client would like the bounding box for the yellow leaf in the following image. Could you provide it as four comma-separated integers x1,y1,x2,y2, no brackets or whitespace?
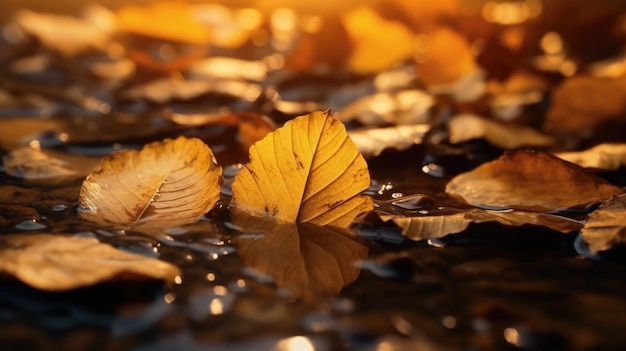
231,215,368,299
446,151,624,211
231,110,373,227
79,136,222,228
343,6,416,74
0,234,181,291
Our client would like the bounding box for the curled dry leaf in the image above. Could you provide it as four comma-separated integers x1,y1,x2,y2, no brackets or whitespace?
581,194,626,253
545,74,626,133
343,6,416,74
231,111,373,228
15,10,110,56
0,234,181,291
231,215,368,299
446,151,624,211
448,114,555,149
348,124,430,158
554,144,626,170
382,209,581,241
79,136,222,228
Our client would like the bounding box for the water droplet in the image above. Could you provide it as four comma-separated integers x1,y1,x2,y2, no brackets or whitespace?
427,238,446,248
391,192,403,199
15,219,46,231
421,163,445,177
53,204,68,212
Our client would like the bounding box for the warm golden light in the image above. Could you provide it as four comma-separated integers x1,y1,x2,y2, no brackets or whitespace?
275,336,315,351
209,298,224,315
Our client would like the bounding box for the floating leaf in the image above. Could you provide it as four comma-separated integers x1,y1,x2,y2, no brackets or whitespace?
554,144,626,170
348,124,430,158
231,111,373,227
581,194,626,253
448,114,555,149
3,147,101,180
79,136,222,228
446,151,624,211
231,215,368,298
383,209,582,241
0,234,181,291
343,6,416,74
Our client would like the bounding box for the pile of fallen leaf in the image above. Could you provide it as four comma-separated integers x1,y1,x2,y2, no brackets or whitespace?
0,0,626,294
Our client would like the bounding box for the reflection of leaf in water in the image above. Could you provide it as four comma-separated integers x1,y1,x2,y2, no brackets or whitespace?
554,143,626,170
383,209,582,241
581,194,626,253
446,151,624,211
231,111,373,228
448,114,555,149
79,137,222,228
0,234,181,291
348,124,430,158
231,215,368,298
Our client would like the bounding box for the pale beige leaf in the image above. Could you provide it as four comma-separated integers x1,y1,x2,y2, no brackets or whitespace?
232,215,368,299
348,124,430,158
337,89,434,126
79,136,222,228
231,110,373,227
581,194,626,253
555,144,626,170
446,151,624,211
3,147,101,180
121,77,213,104
448,114,555,149
383,209,581,241
0,234,180,291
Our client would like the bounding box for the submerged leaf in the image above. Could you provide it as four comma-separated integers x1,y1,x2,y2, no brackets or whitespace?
383,210,581,241
554,144,626,170
581,194,626,253
231,111,373,227
232,215,368,299
0,234,181,291
446,151,624,211
79,137,222,228
448,114,555,149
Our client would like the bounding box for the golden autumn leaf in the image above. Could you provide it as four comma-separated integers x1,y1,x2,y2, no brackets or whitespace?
79,136,222,228
581,194,626,253
448,114,555,149
445,151,624,211
0,234,181,291
383,209,582,241
343,6,416,74
231,110,373,228
554,144,626,170
231,215,368,299
416,27,480,87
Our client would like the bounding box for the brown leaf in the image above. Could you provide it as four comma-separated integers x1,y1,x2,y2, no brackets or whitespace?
231,111,373,227
448,114,555,149
383,209,581,241
231,215,368,299
581,194,626,253
445,151,624,211
79,136,222,228
554,144,626,170
545,75,626,133
0,234,181,291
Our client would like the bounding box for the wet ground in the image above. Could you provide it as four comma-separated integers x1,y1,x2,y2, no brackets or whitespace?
2,1,626,350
